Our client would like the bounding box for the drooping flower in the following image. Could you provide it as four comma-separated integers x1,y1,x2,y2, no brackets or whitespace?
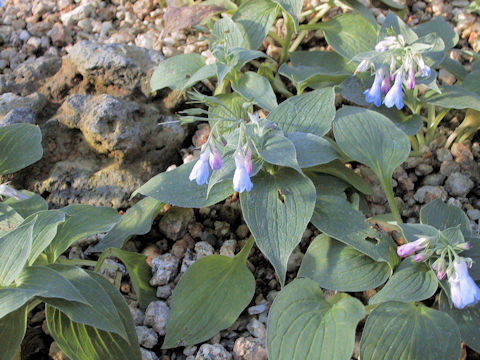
397,237,429,257
363,69,385,107
244,147,253,175
189,149,210,185
209,146,222,171
415,55,431,77
233,153,253,193
383,71,405,109
355,59,371,74
381,72,391,94
406,66,416,90
375,36,398,52
0,183,28,201
448,258,480,309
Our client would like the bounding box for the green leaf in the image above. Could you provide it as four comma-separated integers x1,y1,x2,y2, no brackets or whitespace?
305,172,349,197
3,191,48,218
95,248,157,308
311,195,398,270
241,168,316,285
380,11,418,44
420,198,472,237
150,54,206,92
335,0,376,25
462,70,480,96
232,71,277,112
0,203,23,236
422,85,480,111
398,223,439,243
271,0,303,29
45,205,120,261
339,75,370,106
258,132,300,171
267,278,365,360
0,305,27,360
379,0,405,10
360,302,461,360
0,124,43,175
320,13,378,60
415,17,458,50
163,238,255,348
182,63,217,91
211,16,244,48
46,270,141,360
299,235,391,292
441,57,467,81
369,258,438,304
25,210,65,265
287,132,339,168
92,197,163,252
132,161,233,208
439,292,480,353
232,0,279,50
374,108,423,136
333,106,410,185
0,218,35,287
43,264,127,339
266,88,336,136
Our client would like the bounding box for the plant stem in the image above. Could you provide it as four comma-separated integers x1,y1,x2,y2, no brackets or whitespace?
289,4,330,53
380,177,402,223
409,135,419,154
268,30,284,46
426,107,449,144
279,12,294,64
57,257,118,271
27,299,42,313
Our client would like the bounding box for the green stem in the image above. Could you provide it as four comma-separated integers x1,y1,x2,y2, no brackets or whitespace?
56,257,118,271
214,79,230,96
380,177,402,223
279,12,294,64
268,30,284,46
409,135,420,154
289,4,330,53
416,131,425,149
236,236,255,263
426,107,449,144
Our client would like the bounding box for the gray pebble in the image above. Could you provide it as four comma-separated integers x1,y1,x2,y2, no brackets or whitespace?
150,254,179,286
195,344,232,360
140,348,159,360
414,186,447,203
445,172,474,197
144,301,170,336
136,326,158,349
195,241,214,258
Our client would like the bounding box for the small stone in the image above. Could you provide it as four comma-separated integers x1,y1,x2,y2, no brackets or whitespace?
233,337,267,360
129,305,146,326
26,37,42,52
220,240,237,258
247,304,267,315
136,326,159,349
195,344,232,360
436,148,453,162
236,224,250,239
440,161,461,176
181,249,196,272
184,346,198,356
150,254,179,286
451,143,474,162
287,248,303,272
467,209,480,221
0,107,35,126
445,172,474,197
413,186,447,203
49,341,69,360
438,68,456,85
195,241,214,258
447,197,462,208
133,0,154,19
61,4,94,26
422,173,445,186
369,184,387,204
144,301,170,336
246,319,266,340
158,207,195,241
156,284,172,299
141,348,159,360
415,163,433,176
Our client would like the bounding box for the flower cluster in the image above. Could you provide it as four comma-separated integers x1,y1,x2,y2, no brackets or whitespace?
355,34,432,110
397,234,480,309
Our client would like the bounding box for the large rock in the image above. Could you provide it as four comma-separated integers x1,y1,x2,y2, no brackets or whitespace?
42,41,164,100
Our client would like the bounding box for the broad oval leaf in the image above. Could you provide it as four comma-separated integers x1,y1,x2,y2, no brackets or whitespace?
369,258,438,305
380,11,417,44
0,124,43,175
360,302,461,360
258,133,300,172
0,218,35,287
92,197,163,252
287,132,339,168
299,235,391,292
45,205,120,261
0,203,23,236
334,106,410,183
271,0,303,28
420,198,472,237
266,88,336,136
46,270,141,360
414,17,458,50
267,278,365,360
150,53,206,92
4,191,48,218
132,161,233,208
439,292,480,353
211,16,244,49
0,305,27,360
241,168,316,285
231,71,277,112
422,85,480,111
95,248,156,308
232,0,279,50
163,238,255,348
320,13,378,60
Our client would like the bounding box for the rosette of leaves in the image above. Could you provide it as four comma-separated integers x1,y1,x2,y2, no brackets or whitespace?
0,126,158,360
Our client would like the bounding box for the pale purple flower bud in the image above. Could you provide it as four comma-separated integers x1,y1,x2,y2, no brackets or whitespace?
355,60,371,74
397,237,429,257
381,72,391,94
406,67,416,90
233,153,253,193
414,253,424,262
375,36,397,52
209,146,222,170
437,270,446,280
415,55,432,77
448,258,480,309
363,69,384,107
383,71,405,110
189,149,210,185
244,148,253,175
0,183,28,201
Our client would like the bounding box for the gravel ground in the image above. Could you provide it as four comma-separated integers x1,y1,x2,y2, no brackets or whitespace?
1,0,479,359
